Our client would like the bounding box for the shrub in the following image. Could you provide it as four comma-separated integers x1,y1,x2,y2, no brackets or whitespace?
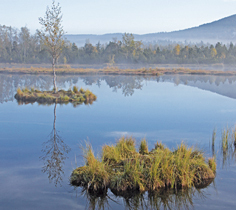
16,88,23,96
22,87,29,93
80,88,85,94
61,95,70,101
73,86,79,93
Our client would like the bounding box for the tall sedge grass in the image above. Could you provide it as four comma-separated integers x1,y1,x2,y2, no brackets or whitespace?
139,139,148,155
102,136,136,165
71,143,109,193
71,137,216,194
222,128,230,153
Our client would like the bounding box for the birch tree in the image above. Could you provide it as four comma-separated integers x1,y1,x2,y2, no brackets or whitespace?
37,1,65,92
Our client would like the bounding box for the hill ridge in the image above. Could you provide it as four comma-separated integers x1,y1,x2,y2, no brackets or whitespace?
65,14,236,46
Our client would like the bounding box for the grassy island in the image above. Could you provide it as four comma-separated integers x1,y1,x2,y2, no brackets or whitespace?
15,86,97,105
70,137,216,195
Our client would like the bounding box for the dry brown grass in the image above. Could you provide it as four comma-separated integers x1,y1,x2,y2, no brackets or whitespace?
1,66,236,76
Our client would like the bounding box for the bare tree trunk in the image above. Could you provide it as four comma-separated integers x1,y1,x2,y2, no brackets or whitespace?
52,57,57,93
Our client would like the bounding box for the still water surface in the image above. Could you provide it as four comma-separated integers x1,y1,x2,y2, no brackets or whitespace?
0,74,236,209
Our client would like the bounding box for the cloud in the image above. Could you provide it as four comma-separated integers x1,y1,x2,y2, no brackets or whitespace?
105,130,206,144
106,131,146,138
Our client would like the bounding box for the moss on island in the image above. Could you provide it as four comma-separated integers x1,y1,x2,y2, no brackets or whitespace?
15,86,97,105
70,137,216,195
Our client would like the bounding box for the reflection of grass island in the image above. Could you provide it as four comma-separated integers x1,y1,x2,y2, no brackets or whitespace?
15,86,97,105
71,137,216,195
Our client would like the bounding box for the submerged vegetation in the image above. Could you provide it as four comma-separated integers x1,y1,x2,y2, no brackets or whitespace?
15,86,97,105
71,137,216,195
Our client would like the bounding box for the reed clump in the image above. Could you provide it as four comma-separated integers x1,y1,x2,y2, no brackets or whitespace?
14,86,97,105
71,137,216,195
221,128,230,153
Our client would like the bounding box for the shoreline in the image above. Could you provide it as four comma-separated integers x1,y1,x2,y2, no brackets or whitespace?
1,66,236,76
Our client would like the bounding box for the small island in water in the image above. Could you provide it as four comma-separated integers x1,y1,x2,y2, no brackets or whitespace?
15,86,97,105
70,137,216,195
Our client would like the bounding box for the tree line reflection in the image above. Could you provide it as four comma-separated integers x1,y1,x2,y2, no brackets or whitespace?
1,74,236,103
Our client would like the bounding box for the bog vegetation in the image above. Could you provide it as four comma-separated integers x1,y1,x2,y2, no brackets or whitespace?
15,86,96,105
71,137,216,195
3,66,236,76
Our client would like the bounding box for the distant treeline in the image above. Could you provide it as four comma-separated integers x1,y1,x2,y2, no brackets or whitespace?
1,25,236,65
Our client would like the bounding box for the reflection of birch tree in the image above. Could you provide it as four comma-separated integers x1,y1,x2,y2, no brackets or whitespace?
41,103,70,186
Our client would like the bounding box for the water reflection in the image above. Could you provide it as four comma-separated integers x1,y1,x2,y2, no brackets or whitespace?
2,74,236,103
41,103,71,186
222,142,236,168
210,126,236,168
78,187,210,210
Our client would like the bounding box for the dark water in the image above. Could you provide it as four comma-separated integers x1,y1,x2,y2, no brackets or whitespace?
0,73,236,210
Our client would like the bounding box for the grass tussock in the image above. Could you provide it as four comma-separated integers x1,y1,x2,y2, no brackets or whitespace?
71,144,109,194
71,137,216,194
14,86,97,106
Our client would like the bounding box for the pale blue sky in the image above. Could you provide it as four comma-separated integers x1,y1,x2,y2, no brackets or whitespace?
1,0,236,34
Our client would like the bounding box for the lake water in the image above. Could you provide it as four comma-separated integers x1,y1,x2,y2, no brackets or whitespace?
0,73,236,210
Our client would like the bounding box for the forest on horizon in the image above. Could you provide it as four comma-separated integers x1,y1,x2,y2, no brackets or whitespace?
1,25,236,65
